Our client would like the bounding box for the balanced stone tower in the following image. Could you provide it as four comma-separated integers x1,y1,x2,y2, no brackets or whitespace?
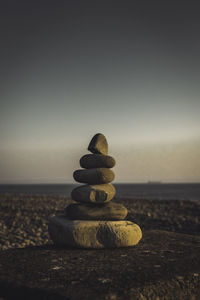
49,133,142,248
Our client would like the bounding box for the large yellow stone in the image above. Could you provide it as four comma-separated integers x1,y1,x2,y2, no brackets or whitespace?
49,215,142,248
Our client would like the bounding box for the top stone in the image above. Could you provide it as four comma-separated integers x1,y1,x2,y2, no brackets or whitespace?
88,133,108,155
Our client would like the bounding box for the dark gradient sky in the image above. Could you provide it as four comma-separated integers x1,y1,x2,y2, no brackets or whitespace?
0,1,200,183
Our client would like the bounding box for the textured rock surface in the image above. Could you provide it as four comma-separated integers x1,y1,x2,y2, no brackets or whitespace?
71,184,116,203
88,133,108,155
65,202,128,220
1,230,200,300
80,154,116,169
48,215,142,248
73,168,115,184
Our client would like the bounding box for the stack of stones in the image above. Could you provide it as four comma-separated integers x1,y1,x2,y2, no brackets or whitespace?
49,133,142,248
65,133,127,221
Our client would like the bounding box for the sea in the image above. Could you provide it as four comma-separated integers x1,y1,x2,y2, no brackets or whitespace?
0,183,200,201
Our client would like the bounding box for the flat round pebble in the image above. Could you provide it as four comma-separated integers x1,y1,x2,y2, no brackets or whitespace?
73,168,115,184
80,154,116,169
65,202,128,220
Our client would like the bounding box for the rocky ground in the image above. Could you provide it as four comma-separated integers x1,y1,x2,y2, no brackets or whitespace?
0,194,200,250
0,194,200,300
1,229,200,300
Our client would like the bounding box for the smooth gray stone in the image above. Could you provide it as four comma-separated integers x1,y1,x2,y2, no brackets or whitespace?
73,168,115,184
65,202,128,220
48,216,142,248
71,184,116,203
80,154,116,169
88,133,108,155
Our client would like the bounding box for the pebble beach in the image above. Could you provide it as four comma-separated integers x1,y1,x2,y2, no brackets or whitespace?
1,194,200,250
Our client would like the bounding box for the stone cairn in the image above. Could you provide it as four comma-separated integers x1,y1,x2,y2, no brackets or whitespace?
49,133,142,248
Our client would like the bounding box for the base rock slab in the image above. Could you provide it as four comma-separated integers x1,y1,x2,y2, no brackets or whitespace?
48,215,142,248
1,230,200,300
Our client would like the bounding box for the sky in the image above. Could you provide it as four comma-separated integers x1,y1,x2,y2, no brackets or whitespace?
0,0,200,183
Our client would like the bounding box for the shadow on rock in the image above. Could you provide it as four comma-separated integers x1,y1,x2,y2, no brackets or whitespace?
0,280,68,300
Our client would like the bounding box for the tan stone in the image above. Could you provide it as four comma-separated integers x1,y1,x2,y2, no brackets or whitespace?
48,215,142,248
88,133,108,155
71,184,116,203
